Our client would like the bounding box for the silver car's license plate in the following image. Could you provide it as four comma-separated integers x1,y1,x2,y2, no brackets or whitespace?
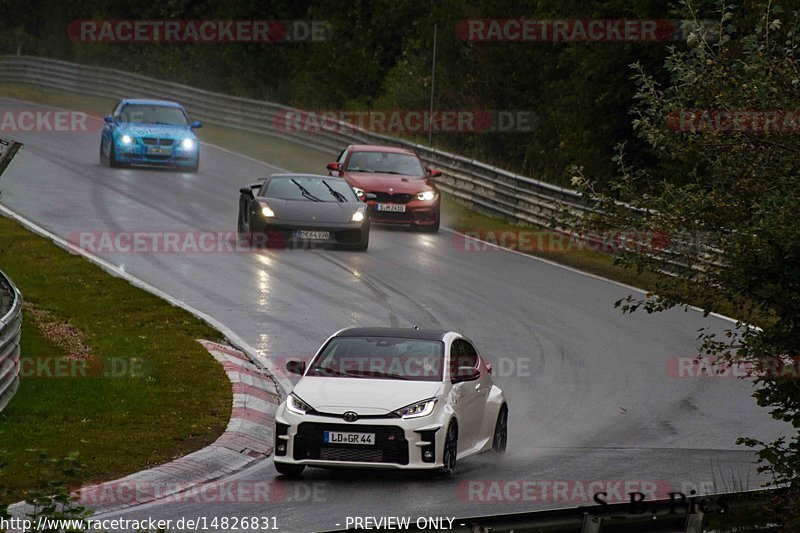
323,431,375,445
376,203,406,212
297,230,330,240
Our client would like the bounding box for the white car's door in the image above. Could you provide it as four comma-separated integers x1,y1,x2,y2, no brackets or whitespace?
450,339,487,452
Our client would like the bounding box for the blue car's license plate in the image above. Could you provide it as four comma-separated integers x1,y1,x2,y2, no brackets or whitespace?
147,146,171,156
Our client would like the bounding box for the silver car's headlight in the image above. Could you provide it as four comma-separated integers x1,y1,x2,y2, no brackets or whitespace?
287,393,313,415
351,210,365,222
260,203,276,218
393,398,437,419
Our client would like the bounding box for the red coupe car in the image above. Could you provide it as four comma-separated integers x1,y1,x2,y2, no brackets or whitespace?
326,145,441,232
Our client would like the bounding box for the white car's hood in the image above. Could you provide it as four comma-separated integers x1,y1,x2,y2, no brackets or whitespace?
292,377,442,415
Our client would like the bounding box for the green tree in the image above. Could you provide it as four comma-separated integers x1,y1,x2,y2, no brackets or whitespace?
569,1,800,527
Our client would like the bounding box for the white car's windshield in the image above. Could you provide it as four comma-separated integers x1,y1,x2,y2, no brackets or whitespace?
308,337,444,382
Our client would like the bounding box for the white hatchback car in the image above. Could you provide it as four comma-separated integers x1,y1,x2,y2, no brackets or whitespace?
273,327,508,477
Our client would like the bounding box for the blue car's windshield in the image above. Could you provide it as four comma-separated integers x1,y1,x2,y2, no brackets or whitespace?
118,104,188,126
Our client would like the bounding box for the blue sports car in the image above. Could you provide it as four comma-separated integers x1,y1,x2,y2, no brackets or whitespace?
99,99,202,172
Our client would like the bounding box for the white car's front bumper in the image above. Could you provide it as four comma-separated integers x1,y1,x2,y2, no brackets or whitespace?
273,406,449,470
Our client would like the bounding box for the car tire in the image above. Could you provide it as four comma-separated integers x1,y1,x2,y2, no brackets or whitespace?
109,139,123,168
491,404,508,455
440,421,458,476
99,141,107,165
274,462,305,478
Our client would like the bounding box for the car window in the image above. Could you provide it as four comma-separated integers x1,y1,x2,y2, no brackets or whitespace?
336,148,348,164
118,104,189,126
261,176,358,202
450,339,478,375
308,337,444,382
345,151,425,176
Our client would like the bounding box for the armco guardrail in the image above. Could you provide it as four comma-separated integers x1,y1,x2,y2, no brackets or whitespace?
0,55,591,229
0,270,22,413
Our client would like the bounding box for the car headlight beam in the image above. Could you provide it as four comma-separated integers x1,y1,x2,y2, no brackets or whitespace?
120,134,133,145
417,190,437,202
260,203,276,218
181,138,196,150
392,398,437,419
351,210,365,222
287,393,313,415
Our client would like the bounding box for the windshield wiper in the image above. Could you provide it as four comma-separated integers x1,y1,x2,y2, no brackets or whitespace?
291,179,323,202
348,369,410,380
322,180,347,202
311,366,360,378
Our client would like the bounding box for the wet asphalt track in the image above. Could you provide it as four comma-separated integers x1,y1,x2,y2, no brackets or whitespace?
0,97,788,532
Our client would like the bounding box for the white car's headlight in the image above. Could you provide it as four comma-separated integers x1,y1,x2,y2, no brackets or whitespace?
351,210,365,222
181,138,196,150
260,203,276,218
352,187,365,200
120,134,133,145
393,398,437,419
287,393,313,415
417,190,437,202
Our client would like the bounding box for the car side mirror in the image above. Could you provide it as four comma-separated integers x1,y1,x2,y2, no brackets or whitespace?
365,193,377,201
451,366,480,383
239,183,261,195
427,167,442,178
103,115,113,124
286,360,306,376
326,162,341,172
191,120,203,129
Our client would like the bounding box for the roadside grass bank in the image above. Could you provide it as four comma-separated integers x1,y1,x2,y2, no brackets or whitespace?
0,216,230,503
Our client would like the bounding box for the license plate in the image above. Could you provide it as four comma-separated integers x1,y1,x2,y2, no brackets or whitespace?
147,146,171,155
323,431,375,445
296,230,330,240
376,203,406,212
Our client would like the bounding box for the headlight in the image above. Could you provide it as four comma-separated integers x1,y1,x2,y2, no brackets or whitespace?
287,394,313,415
181,138,196,150
352,187,365,199
417,191,437,202
351,210,365,222
260,204,275,218
120,134,133,145
392,398,436,419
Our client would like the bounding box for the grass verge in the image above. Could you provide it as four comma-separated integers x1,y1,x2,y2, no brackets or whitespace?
0,216,230,503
